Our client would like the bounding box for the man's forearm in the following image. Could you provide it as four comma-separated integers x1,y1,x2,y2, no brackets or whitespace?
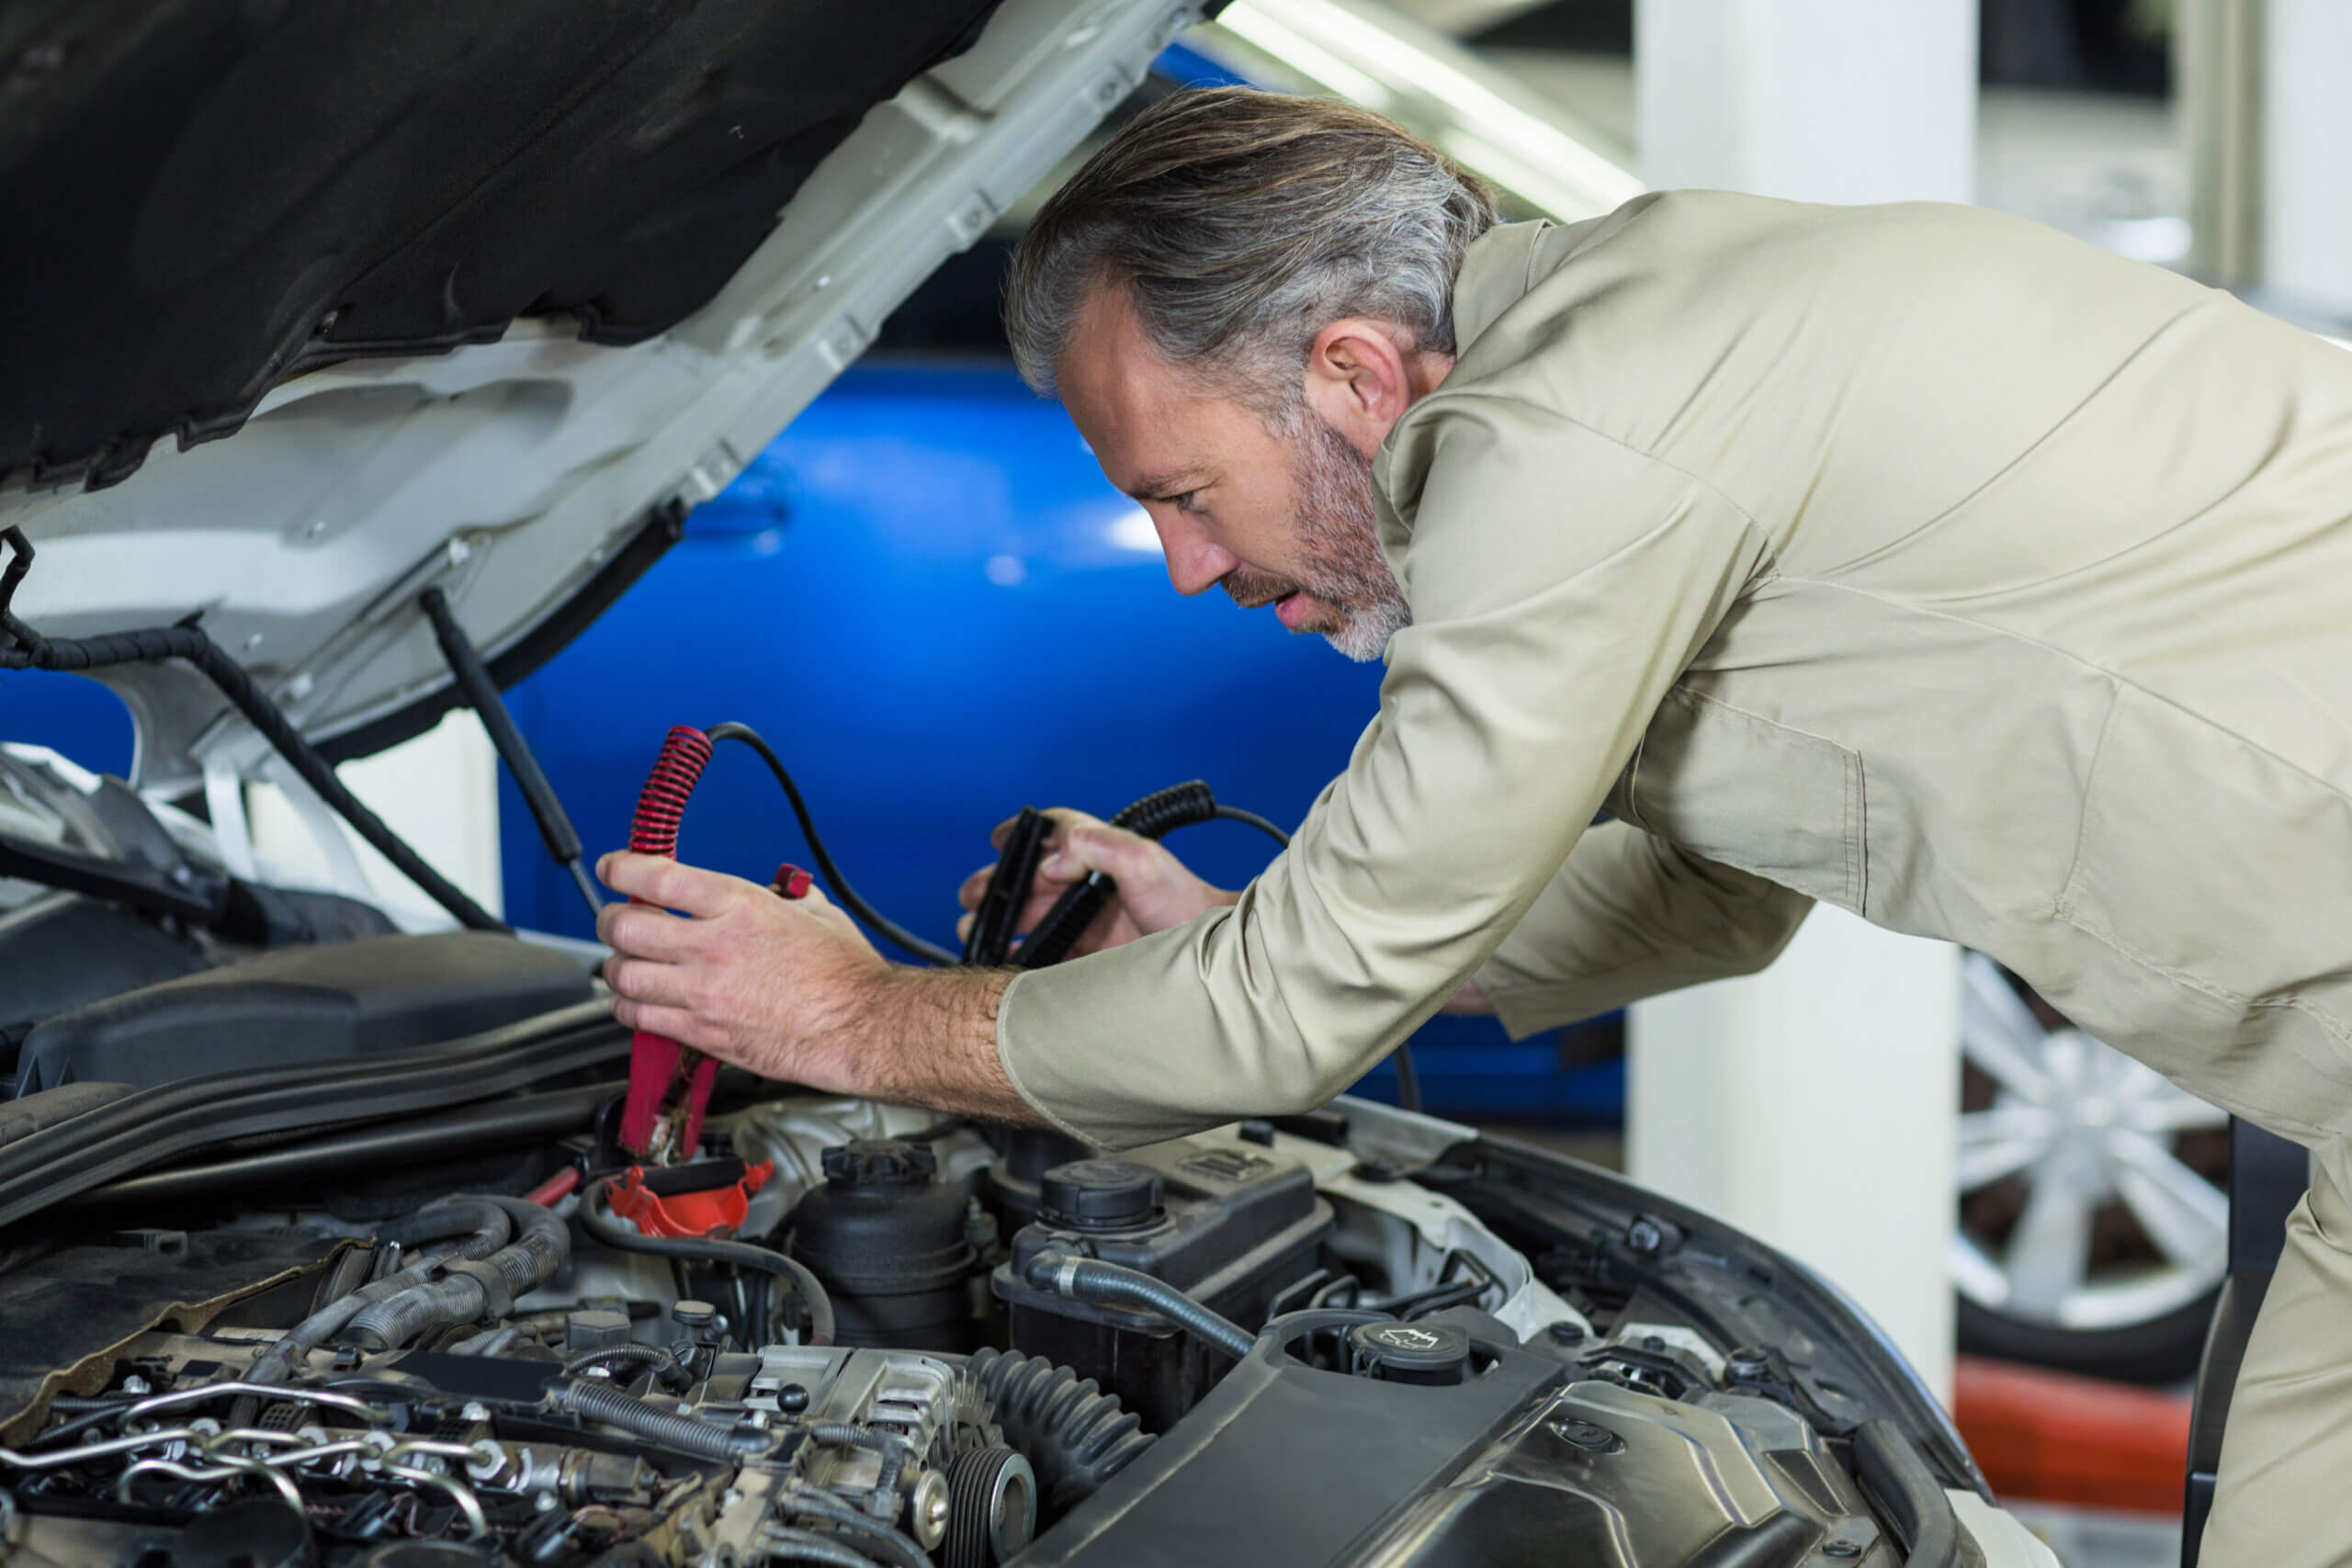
833,966,1043,1126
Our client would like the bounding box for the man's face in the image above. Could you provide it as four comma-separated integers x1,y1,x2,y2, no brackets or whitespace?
1057,288,1410,660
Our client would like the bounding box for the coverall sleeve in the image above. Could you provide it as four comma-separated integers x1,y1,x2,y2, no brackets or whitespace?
993,395,1774,1148
1472,821,1813,1038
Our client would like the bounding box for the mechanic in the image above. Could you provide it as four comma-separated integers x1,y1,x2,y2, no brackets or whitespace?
597,89,2352,1561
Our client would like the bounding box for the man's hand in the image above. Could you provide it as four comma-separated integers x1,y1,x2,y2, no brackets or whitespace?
956,808,1238,958
595,852,1037,1122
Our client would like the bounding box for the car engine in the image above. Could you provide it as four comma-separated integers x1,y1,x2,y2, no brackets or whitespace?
0,1074,2021,1568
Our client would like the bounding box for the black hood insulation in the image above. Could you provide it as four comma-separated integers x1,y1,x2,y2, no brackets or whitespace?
0,0,1003,491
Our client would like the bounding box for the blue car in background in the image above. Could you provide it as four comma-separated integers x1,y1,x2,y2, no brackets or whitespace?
496,358,1625,1122
7,37,1623,1127
6,356,1621,1123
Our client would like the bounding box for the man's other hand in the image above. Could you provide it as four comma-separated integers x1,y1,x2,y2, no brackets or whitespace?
956,808,1239,960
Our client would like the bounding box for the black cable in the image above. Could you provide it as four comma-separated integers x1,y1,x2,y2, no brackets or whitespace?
965,806,1048,966
1023,1250,1255,1359
580,1176,835,1345
560,1343,675,1380
778,1486,932,1568
0,527,506,933
419,586,600,921
1391,1036,1423,1114
903,1115,967,1144
1369,1249,1497,1319
1213,804,1291,847
994,780,1420,1111
1015,782,1222,969
701,723,956,966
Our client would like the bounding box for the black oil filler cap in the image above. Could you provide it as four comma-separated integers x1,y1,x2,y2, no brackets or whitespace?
1351,1320,1472,1386
1038,1159,1166,1233
822,1139,936,1186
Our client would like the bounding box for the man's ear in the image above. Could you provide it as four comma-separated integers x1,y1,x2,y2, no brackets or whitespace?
1301,317,1417,457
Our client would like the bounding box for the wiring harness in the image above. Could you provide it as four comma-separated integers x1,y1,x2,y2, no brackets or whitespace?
0,526,505,934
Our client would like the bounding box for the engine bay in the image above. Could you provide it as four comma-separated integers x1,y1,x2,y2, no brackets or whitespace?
0,1077,2007,1568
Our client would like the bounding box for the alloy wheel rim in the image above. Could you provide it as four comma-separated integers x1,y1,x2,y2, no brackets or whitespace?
1949,953,2229,1330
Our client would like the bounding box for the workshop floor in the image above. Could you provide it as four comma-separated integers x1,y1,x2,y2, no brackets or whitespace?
2008,1502,2180,1568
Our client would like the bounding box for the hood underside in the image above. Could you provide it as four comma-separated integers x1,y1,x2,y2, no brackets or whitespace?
2,0,1001,493
1,0,1205,792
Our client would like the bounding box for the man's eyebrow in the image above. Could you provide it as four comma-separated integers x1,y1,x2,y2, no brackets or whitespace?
1123,471,1204,502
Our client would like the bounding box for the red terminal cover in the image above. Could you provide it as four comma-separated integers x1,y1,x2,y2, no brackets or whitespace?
607,1159,775,1239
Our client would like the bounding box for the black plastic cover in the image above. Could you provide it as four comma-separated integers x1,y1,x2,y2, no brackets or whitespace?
2,0,1003,489
0,1227,344,1444
13,931,594,1095
0,893,211,1044
1013,1310,1566,1567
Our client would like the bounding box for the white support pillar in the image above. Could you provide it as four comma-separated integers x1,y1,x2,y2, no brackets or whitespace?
2262,0,2352,318
1628,0,1975,1400
1629,908,1962,1398
1635,0,1978,205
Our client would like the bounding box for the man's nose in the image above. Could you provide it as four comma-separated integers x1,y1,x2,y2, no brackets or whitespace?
1156,513,1238,597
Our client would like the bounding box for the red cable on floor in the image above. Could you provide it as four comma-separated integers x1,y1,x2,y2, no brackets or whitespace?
1951,1355,2189,1515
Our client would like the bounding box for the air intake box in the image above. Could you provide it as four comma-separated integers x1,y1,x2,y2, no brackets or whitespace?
995,1134,1330,1433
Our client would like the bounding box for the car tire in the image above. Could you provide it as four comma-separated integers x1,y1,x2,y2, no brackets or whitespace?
1956,1284,2220,1385
1951,953,2230,1386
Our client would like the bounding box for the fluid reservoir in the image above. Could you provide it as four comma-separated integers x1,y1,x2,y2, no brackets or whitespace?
996,1135,1333,1433
787,1139,977,1350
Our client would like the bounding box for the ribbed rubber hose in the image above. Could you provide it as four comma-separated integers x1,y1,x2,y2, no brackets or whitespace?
347,1196,568,1353
967,1348,1155,1521
248,1198,513,1386
580,1177,835,1346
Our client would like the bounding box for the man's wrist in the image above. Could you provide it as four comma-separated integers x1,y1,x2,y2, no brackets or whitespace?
825,965,1039,1126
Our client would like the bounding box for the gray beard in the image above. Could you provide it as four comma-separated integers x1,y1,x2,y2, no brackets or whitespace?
1222,412,1412,661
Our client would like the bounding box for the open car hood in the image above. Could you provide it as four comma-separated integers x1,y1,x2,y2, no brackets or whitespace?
0,0,1208,793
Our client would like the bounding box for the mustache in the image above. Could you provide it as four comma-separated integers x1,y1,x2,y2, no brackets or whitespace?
1221,570,1302,610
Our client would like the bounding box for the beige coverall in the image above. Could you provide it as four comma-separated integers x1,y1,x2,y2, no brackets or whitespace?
993,193,2352,1563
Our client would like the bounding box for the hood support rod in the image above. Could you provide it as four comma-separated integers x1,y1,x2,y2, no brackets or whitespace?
419,587,600,921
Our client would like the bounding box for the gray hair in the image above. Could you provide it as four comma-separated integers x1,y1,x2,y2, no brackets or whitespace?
1004,88,1499,413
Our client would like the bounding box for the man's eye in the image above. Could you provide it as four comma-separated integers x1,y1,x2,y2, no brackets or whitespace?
1170,491,1200,513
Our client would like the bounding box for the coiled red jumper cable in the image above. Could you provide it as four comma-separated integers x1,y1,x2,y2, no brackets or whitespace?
619,726,819,1162
619,726,717,1160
